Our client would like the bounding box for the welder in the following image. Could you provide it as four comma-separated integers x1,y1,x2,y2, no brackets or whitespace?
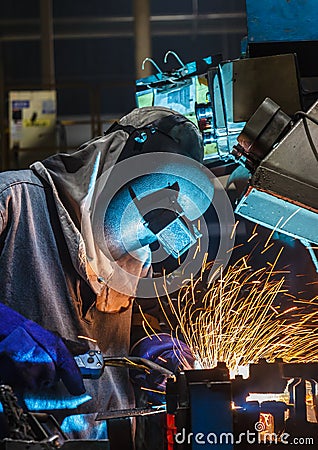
0,106,211,441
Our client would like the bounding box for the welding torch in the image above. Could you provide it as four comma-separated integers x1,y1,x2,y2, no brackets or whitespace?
74,349,174,380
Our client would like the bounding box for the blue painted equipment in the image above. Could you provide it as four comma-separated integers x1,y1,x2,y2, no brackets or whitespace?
245,0,318,43
166,364,233,449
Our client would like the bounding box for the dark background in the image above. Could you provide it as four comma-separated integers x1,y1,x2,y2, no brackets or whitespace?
1,0,247,117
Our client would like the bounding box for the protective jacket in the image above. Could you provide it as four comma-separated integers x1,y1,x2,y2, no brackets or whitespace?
0,164,135,439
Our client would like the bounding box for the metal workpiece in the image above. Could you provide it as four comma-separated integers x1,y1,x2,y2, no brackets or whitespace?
252,100,318,213
236,360,318,440
235,97,318,268
232,54,303,122
235,185,318,248
232,97,292,172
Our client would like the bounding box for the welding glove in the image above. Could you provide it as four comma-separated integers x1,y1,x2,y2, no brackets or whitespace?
0,303,85,396
130,333,194,402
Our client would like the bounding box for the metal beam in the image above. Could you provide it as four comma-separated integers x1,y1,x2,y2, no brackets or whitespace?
0,12,246,26
40,0,55,88
0,12,247,42
0,26,247,42
133,0,152,78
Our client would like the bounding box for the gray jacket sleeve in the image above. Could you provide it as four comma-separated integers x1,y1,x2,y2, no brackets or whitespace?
0,202,6,234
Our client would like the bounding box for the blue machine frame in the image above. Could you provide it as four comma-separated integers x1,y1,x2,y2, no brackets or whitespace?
246,0,318,43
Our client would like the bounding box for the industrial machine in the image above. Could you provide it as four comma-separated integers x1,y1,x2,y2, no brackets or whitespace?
0,384,108,450
166,360,318,449
229,0,318,270
136,52,223,161
233,97,318,270
136,51,304,168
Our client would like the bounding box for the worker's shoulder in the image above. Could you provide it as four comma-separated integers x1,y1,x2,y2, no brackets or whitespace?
0,169,44,195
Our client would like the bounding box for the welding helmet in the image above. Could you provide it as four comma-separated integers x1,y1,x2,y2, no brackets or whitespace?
81,107,218,298
94,112,213,256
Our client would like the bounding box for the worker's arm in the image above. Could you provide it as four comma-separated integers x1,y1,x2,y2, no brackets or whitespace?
0,303,85,396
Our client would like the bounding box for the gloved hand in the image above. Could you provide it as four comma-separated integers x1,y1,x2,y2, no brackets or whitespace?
0,303,85,396
130,333,194,403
